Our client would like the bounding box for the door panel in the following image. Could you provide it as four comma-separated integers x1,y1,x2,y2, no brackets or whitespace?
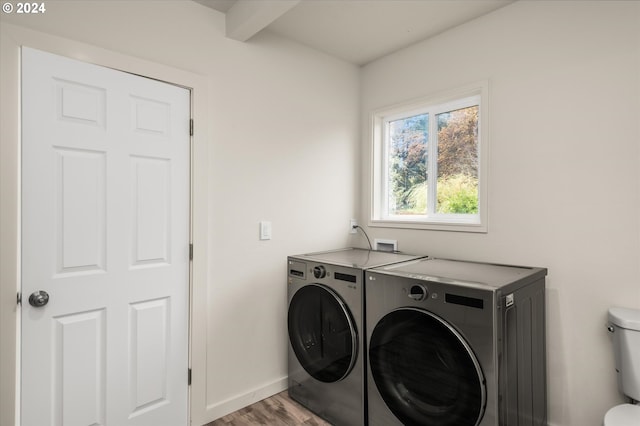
52,309,106,426
129,298,169,415
21,47,190,426
287,284,357,383
56,148,107,274
131,156,171,266
369,308,485,426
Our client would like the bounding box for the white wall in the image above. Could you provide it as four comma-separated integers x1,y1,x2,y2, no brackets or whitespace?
3,1,639,425
0,1,360,424
360,1,640,425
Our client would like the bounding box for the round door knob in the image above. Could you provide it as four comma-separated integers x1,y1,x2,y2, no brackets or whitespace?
28,290,49,307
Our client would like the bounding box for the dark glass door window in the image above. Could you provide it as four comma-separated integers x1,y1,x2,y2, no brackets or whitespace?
288,284,357,383
369,308,485,426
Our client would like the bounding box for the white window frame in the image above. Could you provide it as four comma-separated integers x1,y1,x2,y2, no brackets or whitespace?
369,82,488,233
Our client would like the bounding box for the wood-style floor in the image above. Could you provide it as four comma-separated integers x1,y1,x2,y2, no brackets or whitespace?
205,390,332,425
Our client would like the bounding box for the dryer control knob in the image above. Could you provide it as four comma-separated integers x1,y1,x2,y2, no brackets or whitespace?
313,265,327,279
408,284,428,301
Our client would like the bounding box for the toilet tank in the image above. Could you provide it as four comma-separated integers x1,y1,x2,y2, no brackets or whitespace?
608,307,640,401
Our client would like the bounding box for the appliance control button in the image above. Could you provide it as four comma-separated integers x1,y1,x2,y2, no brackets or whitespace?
313,265,327,279
408,284,428,301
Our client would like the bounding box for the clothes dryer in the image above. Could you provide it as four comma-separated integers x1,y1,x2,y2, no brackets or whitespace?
365,258,547,426
287,248,426,426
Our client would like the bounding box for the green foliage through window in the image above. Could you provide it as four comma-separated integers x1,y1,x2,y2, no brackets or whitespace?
387,105,478,216
388,113,428,214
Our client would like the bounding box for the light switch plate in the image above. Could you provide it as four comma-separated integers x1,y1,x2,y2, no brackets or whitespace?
259,221,272,240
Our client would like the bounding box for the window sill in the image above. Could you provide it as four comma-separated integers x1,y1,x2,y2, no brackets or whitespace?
369,218,487,233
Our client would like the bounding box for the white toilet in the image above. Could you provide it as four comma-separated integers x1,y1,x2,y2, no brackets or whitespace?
605,307,640,426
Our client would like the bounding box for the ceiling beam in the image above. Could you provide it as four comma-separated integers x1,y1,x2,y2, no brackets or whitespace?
225,0,300,42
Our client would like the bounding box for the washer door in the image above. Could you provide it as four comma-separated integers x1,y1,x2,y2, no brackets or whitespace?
288,284,358,383
369,308,486,426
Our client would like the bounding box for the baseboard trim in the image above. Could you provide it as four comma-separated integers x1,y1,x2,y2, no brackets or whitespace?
204,376,288,422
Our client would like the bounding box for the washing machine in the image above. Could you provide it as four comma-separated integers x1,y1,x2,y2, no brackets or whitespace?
287,248,426,425
365,258,547,426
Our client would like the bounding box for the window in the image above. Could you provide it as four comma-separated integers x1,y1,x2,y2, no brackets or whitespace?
370,83,487,232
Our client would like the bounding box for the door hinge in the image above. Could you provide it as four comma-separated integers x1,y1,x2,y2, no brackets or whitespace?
189,243,193,261
188,368,192,386
189,119,193,136
17,292,21,306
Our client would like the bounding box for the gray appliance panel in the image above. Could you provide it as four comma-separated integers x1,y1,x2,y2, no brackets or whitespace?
373,257,547,289
290,247,426,270
365,259,547,426
287,248,425,426
287,260,366,425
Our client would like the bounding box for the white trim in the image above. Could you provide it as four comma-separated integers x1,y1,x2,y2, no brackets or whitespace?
369,81,489,233
0,22,210,426
205,376,288,420
369,219,486,233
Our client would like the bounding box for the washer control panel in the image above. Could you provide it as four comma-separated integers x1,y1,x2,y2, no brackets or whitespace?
288,260,306,279
367,273,486,311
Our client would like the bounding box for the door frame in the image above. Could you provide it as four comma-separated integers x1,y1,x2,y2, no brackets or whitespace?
0,23,210,426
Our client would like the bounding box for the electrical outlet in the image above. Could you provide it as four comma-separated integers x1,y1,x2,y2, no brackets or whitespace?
350,219,358,234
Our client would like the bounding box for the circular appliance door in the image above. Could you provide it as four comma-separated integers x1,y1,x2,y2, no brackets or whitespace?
288,284,358,383
369,308,486,426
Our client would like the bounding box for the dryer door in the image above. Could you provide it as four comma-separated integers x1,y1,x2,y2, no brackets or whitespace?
369,308,486,426
288,284,357,383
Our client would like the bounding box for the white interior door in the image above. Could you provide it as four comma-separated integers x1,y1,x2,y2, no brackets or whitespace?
21,47,191,426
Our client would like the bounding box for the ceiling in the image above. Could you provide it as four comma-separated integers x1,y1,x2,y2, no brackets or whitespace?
193,0,515,66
